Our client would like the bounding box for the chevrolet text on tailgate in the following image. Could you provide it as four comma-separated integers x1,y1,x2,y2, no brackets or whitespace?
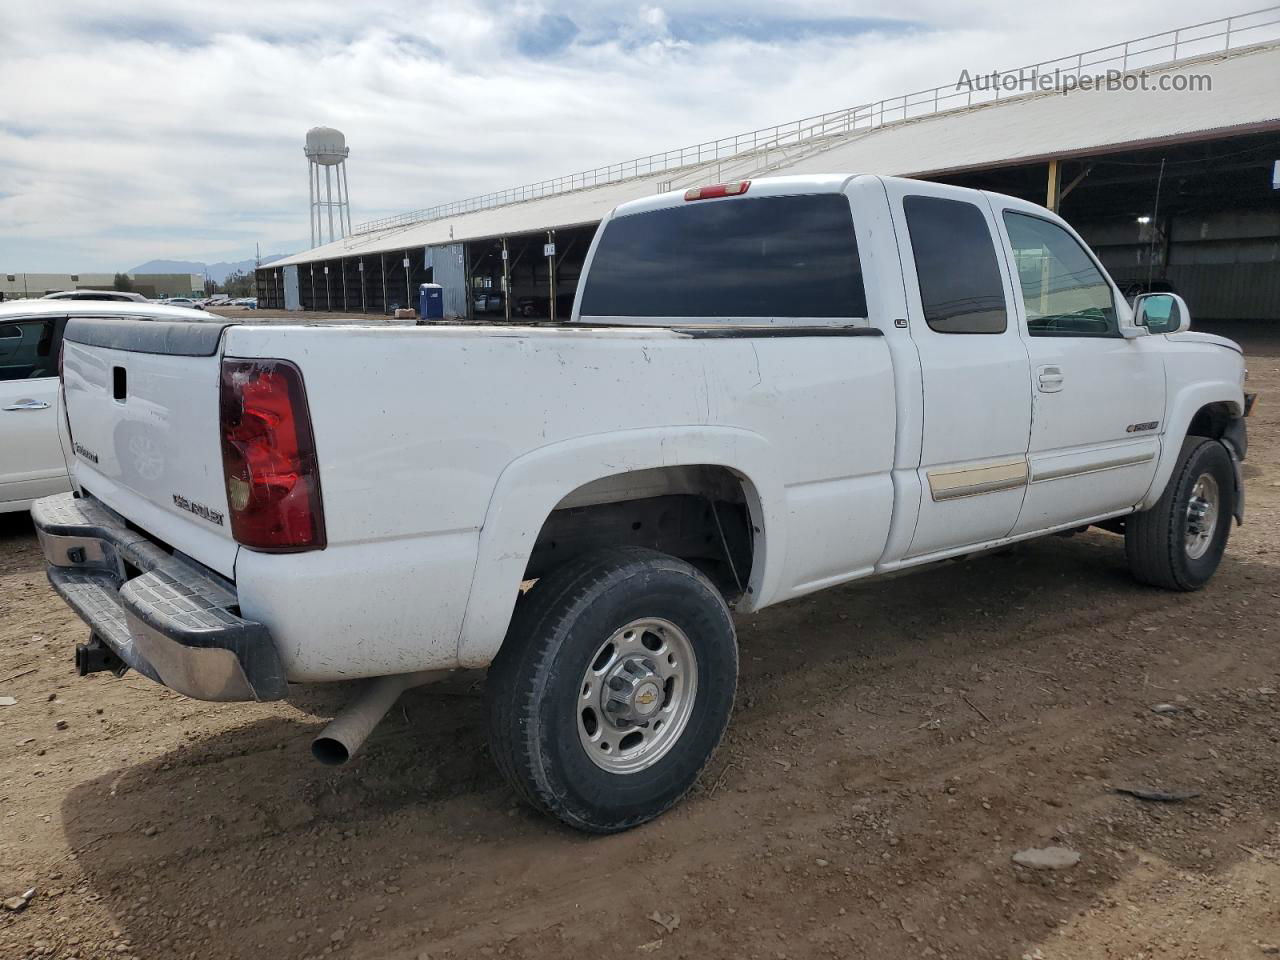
34,175,1253,833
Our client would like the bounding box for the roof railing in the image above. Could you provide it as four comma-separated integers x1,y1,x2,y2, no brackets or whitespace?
351,5,1280,238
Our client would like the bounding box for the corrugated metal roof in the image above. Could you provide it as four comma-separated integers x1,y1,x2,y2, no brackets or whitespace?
270,41,1280,269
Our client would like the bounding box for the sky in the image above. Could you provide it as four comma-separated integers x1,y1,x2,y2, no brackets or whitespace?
0,0,1232,271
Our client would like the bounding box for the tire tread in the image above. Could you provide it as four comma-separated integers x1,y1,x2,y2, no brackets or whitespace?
485,547,731,832
1126,436,1229,591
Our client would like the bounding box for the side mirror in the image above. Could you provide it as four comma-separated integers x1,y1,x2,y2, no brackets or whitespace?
1133,292,1190,334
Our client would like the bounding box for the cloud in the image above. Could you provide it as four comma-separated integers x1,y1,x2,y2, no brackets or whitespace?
0,0,1225,270
517,13,580,57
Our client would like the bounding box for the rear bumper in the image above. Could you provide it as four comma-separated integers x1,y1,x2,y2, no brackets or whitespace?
32,492,286,702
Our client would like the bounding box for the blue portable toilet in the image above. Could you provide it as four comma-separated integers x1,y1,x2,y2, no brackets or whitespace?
419,283,444,320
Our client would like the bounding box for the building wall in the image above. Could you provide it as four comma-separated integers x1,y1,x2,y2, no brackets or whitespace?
0,272,203,300
425,243,467,319
131,273,206,298
1085,209,1280,321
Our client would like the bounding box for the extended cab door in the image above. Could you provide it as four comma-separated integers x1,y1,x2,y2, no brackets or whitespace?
0,315,68,509
988,199,1164,535
883,179,1032,558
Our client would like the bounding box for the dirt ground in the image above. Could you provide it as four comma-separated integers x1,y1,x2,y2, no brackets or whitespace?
2,324,1279,960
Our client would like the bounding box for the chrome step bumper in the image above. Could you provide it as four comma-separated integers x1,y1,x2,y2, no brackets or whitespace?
32,493,286,701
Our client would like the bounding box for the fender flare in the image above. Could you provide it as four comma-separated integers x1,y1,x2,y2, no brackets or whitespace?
1221,414,1248,526
454,425,784,668
1140,380,1243,513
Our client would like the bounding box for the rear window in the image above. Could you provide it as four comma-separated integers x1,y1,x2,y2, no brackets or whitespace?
903,195,1007,334
579,194,867,319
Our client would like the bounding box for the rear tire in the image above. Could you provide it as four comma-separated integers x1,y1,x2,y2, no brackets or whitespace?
1125,436,1234,591
485,547,737,833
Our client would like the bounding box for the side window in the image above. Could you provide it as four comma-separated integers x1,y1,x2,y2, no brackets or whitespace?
0,320,58,381
903,195,1007,334
1003,212,1118,337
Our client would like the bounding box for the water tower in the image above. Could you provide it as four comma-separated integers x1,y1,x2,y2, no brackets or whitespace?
305,126,352,246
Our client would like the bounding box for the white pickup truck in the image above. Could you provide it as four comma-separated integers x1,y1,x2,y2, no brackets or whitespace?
34,175,1252,833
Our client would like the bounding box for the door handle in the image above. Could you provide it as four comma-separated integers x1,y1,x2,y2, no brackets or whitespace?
1037,366,1064,393
3,399,51,411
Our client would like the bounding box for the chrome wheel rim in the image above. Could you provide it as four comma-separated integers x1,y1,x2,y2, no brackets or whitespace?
577,617,698,774
1185,472,1220,560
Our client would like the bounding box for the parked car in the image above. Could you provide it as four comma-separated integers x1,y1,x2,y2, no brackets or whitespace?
161,297,204,310
0,299,208,514
34,175,1252,833
516,291,575,318
42,290,148,303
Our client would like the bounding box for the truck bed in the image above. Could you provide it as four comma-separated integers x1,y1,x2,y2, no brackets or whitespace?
61,317,897,680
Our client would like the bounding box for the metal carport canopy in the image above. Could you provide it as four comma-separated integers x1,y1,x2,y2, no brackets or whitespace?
270,40,1280,270
268,171,681,269
783,42,1280,179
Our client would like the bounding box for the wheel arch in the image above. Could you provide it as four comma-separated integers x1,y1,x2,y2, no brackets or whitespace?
1140,382,1244,514
455,426,785,668
522,464,759,601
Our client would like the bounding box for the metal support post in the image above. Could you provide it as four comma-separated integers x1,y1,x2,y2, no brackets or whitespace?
1046,158,1061,212
547,229,557,323
308,160,316,248
502,237,511,323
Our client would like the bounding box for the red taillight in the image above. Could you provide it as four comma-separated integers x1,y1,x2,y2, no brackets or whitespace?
219,359,326,551
684,181,750,201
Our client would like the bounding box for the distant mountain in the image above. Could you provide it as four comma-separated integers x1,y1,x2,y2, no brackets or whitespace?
129,255,288,285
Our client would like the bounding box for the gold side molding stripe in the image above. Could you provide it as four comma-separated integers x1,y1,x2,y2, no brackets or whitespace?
1030,448,1156,483
928,458,1028,502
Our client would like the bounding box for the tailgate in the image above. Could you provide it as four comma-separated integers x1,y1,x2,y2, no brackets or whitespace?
61,316,239,578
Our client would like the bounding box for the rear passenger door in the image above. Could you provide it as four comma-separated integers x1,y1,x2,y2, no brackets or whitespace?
0,315,68,507
883,179,1032,558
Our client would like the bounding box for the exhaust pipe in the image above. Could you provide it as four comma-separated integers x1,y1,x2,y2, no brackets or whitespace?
311,670,447,765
